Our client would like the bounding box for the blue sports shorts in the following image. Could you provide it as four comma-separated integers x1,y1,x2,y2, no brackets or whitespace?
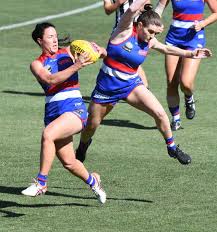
44,98,88,127
91,69,143,104
165,25,206,50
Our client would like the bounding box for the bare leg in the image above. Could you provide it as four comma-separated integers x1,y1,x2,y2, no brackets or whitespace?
180,58,201,95
165,54,182,108
40,112,82,175
55,137,89,182
126,85,191,165
80,101,114,143
126,85,172,139
180,58,201,119
76,101,114,162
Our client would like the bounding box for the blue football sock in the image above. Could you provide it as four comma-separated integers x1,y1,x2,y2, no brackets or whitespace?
169,106,180,120
185,94,194,103
37,173,48,186
86,174,96,187
165,137,177,151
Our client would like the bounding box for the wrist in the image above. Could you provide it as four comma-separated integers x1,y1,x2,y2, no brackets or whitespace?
154,2,165,17
200,21,205,29
189,50,194,58
73,61,83,71
185,50,193,58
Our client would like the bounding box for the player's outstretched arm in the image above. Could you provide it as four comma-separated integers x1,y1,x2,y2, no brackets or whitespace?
151,38,212,58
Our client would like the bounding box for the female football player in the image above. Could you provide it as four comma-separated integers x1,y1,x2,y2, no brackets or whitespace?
21,22,107,204
76,0,211,165
155,0,217,130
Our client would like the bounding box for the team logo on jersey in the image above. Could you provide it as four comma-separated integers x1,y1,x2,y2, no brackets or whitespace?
73,109,84,117
75,102,82,107
122,42,133,52
93,90,110,100
44,65,52,72
58,57,72,65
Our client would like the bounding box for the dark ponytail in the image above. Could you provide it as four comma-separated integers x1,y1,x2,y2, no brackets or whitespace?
137,4,162,28
143,3,153,11
58,34,73,47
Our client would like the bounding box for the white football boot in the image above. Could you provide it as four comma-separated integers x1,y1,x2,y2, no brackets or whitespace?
21,179,47,197
171,120,181,131
91,173,106,204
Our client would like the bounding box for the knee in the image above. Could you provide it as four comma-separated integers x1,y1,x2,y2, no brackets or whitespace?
154,109,168,123
41,129,54,143
62,159,77,171
180,82,194,93
86,118,101,131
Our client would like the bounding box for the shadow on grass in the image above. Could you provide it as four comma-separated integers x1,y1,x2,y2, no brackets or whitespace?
102,119,157,130
0,186,153,202
2,90,44,97
107,197,153,203
0,186,153,217
0,200,92,218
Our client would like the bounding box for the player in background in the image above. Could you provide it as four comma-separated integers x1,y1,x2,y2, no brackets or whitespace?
103,0,150,88
21,22,107,204
155,0,217,130
76,0,212,164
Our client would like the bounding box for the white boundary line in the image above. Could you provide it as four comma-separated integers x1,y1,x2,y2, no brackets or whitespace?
0,2,102,31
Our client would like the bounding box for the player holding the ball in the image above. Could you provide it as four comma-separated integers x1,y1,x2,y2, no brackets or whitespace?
76,0,212,164
21,22,107,204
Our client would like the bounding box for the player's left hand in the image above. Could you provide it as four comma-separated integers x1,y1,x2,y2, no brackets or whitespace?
193,20,204,32
192,48,212,59
91,42,107,58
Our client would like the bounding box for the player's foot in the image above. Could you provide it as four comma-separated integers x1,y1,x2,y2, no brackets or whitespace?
21,179,47,196
185,101,196,120
171,120,182,131
91,172,106,204
168,146,191,165
76,139,92,163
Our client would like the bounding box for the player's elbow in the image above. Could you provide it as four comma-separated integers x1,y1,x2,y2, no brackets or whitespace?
104,9,112,15
128,7,136,14
45,75,58,85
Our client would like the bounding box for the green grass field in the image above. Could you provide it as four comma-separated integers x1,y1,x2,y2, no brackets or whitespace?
0,1,217,231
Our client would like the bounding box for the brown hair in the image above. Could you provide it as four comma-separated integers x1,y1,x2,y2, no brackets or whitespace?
137,4,162,28
32,22,55,46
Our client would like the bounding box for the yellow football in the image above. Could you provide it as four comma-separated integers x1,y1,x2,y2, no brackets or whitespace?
70,40,100,63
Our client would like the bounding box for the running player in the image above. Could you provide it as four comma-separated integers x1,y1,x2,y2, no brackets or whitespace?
21,22,106,204
76,0,212,164
155,0,217,130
